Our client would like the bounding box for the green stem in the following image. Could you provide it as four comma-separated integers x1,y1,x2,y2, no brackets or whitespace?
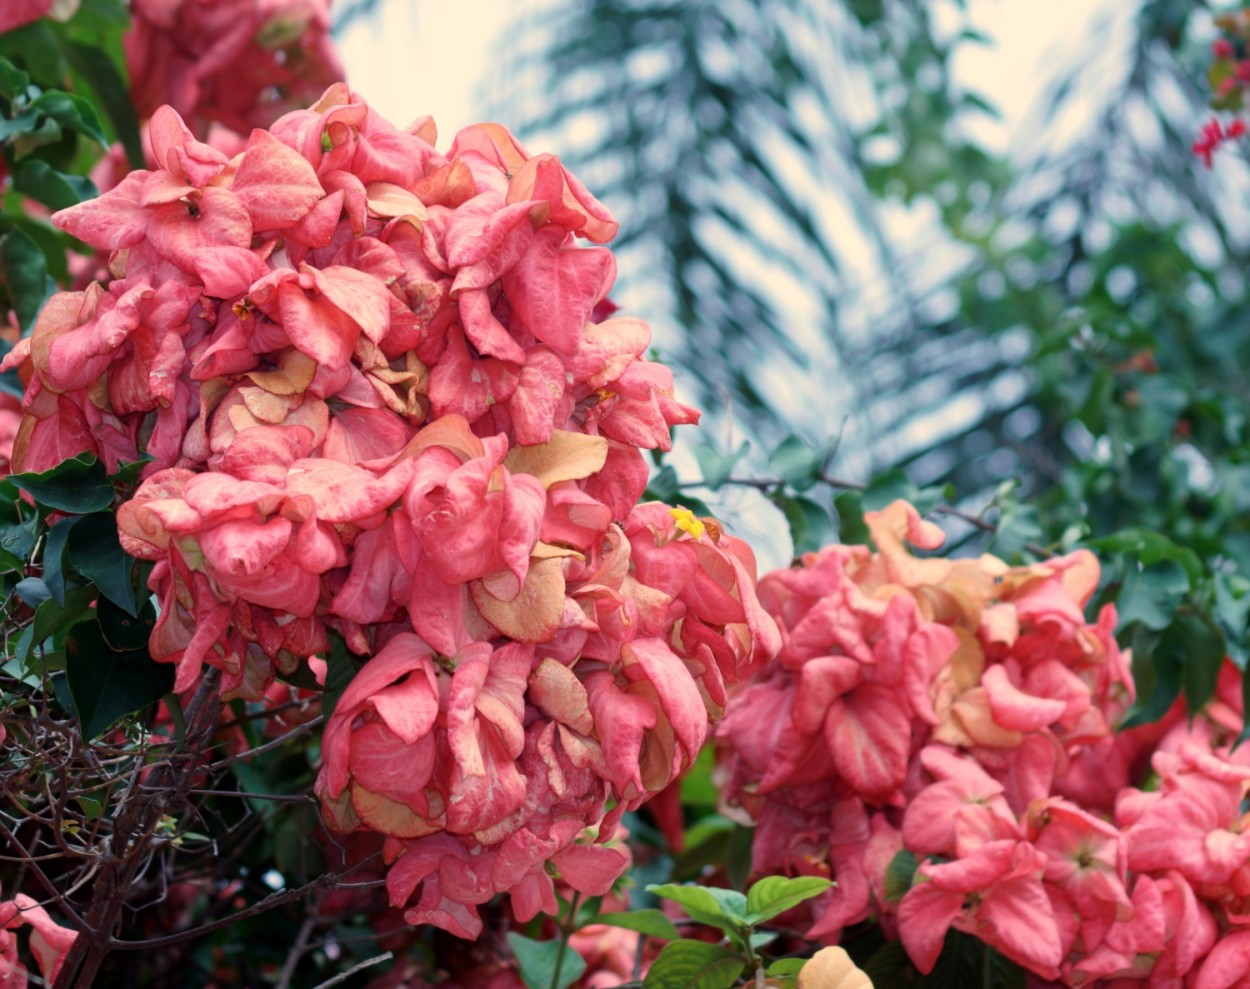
551,891,581,989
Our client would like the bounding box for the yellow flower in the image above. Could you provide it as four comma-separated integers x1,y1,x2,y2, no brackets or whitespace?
669,506,705,541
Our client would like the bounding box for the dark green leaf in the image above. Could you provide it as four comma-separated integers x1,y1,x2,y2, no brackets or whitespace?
42,514,82,603
62,40,144,169
64,619,172,739
0,226,53,332
31,90,108,146
321,630,360,721
773,493,832,556
1089,528,1203,584
68,511,136,614
13,158,97,211
883,848,919,902
1121,625,1179,730
834,491,870,545
643,939,745,989
1116,561,1189,632
744,876,831,924
591,909,679,941
1178,612,1226,715
0,57,31,100
647,464,679,502
28,584,95,661
506,933,586,989
97,595,155,651
11,453,114,513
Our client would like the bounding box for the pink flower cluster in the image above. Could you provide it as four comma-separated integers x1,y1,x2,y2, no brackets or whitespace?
4,86,780,938
125,0,344,136
714,500,1250,984
0,889,77,988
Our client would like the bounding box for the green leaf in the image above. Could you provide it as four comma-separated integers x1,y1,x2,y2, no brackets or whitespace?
27,584,95,662
861,467,918,512
321,630,360,721
68,511,136,614
767,958,807,977
1121,625,1179,730
64,619,173,740
97,595,156,652
769,434,823,491
0,57,32,100
646,884,748,931
31,90,108,147
1089,528,1203,584
1116,561,1189,632
726,823,754,893
883,848,919,902
834,491,870,545
42,514,82,603
14,576,50,607
643,940,745,989
773,493,832,556
505,933,586,989
0,516,37,570
591,909,679,941
12,158,98,211
0,226,53,332
1177,612,1226,715
990,502,1044,559
647,464,679,502
62,40,144,169
744,875,831,924
694,440,748,491
11,453,114,514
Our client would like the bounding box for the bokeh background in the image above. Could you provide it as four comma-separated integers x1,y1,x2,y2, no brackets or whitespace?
335,0,1250,576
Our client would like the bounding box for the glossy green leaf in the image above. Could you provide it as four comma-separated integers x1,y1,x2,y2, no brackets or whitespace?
42,514,82,604
64,619,172,740
13,158,98,211
11,454,114,514
506,933,586,989
643,939,745,989
31,89,107,145
68,511,137,614
744,875,832,924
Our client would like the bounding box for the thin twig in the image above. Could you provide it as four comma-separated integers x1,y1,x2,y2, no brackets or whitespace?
308,952,393,989
205,716,324,772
